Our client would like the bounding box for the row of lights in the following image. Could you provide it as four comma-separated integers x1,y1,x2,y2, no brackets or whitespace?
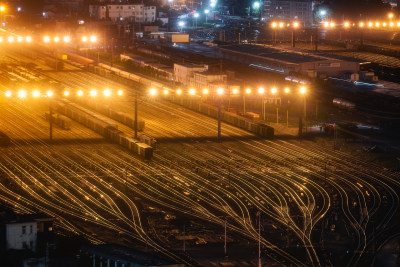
43,35,97,43
149,86,307,96
0,35,98,44
0,36,32,43
4,89,123,99
323,21,400,29
271,21,300,29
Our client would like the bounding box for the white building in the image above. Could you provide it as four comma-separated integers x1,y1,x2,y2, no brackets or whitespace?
174,63,208,86
6,221,37,252
262,0,314,26
89,4,156,23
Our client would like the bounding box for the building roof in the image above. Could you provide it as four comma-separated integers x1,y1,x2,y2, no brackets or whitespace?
220,44,337,64
175,63,206,68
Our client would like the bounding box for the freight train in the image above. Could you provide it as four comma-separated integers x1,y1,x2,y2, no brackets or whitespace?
0,131,10,147
332,98,356,110
74,98,145,131
170,96,274,138
95,64,274,138
66,52,274,138
55,100,152,160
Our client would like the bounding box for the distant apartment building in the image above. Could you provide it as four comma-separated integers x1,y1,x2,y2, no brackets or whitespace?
89,4,156,23
262,0,314,26
6,221,37,252
174,63,208,86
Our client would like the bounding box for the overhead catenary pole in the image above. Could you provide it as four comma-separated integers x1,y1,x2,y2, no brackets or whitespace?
224,218,227,255
134,92,138,139
218,99,222,141
49,100,53,142
258,211,261,267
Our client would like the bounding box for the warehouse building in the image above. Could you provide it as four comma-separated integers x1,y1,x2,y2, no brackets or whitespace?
219,44,363,78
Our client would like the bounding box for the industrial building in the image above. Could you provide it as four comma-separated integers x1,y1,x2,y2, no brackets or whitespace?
219,44,363,78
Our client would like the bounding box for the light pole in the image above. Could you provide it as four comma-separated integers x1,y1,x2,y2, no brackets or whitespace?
284,87,290,127
292,22,299,48
252,1,260,19
299,86,307,135
204,9,209,24
243,88,251,113
258,87,265,120
257,211,261,267
178,21,185,32
217,88,224,142
194,13,199,28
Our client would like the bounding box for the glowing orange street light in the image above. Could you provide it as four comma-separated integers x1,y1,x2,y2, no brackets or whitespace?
284,88,290,94
258,87,265,94
176,89,182,95
103,89,111,97
344,22,350,28
117,90,123,96
217,88,224,95
359,22,365,28
90,89,98,97
202,88,209,95
149,88,157,96
189,88,196,95
271,22,277,28
271,87,277,94
163,89,169,95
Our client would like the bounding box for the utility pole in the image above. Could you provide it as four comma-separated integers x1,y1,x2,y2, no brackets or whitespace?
49,100,53,142
183,224,186,252
257,211,261,267
134,92,138,139
224,218,227,255
218,99,222,141
111,38,114,66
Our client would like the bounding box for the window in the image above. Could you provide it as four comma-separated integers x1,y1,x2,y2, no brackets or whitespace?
29,241,33,249
22,226,26,234
22,241,27,249
30,225,33,234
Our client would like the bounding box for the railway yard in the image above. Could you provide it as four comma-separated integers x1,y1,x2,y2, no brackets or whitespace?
0,45,399,267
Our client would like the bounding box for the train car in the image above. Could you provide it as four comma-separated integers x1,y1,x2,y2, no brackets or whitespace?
332,98,356,110
0,131,10,147
64,52,94,66
137,143,153,160
139,134,157,148
45,59,64,71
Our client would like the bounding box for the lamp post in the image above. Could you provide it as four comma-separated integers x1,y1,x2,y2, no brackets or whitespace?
299,86,307,135
257,87,265,120
243,88,251,113
292,22,299,48
204,9,209,24
217,88,224,142
258,213,261,267
194,13,199,28
178,21,185,32
284,87,290,127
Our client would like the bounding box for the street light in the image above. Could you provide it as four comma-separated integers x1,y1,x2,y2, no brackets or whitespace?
299,86,307,135
204,9,209,24
189,88,196,95
193,13,199,28
149,88,157,96
103,89,111,97
243,88,251,113
217,88,224,141
178,21,185,32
